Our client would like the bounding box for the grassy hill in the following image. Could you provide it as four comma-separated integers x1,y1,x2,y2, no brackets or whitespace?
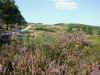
54,23,100,35
0,23,100,74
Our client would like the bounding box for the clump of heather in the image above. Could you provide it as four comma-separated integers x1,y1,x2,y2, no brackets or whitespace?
0,64,3,72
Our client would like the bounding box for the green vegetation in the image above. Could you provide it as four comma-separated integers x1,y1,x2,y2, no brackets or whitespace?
35,27,56,32
55,23,100,35
0,0,26,32
0,24,100,74
0,1,100,74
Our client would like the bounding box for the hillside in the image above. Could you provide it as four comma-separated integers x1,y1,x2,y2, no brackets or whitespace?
0,0,100,74
0,23,100,74
54,23,100,35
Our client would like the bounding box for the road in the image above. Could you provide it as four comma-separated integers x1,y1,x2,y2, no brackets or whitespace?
0,24,32,38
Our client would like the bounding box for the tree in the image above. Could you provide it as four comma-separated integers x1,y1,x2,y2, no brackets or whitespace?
0,0,26,45
0,0,26,30
97,30,100,35
87,27,93,35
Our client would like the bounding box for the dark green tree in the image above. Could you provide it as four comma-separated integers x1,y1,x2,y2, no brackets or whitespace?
87,27,93,35
0,0,26,30
97,30,100,35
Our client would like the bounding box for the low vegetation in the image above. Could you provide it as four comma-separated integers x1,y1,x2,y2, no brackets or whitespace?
0,0,100,75
55,23,100,35
0,24,100,75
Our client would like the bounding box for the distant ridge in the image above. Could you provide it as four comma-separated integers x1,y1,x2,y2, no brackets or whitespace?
54,23,100,35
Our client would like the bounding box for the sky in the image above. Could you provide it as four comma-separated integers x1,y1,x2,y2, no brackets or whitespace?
15,0,100,26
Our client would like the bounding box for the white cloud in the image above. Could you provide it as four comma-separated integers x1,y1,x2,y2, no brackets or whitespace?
51,0,78,9
56,1,77,9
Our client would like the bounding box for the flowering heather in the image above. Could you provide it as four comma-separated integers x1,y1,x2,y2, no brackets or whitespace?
0,29,99,75
0,64,3,72
19,47,28,53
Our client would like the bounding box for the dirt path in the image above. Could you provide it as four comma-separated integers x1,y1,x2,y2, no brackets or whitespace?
0,24,32,38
